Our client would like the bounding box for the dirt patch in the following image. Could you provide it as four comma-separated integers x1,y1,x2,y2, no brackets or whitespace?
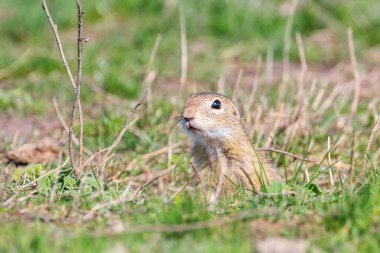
6,139,62,165
0,114,63,144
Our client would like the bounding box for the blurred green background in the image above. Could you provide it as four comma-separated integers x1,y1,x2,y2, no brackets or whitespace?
1,0,379,102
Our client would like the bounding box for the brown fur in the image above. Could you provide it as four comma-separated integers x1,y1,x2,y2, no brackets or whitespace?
182,92,279,199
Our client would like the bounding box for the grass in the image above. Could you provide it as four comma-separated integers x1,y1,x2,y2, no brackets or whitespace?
0,0,379,252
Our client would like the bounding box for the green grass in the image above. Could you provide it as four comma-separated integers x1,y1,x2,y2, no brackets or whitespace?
0,0,379,252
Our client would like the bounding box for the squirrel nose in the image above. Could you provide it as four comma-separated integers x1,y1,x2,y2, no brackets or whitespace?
183,116,193,122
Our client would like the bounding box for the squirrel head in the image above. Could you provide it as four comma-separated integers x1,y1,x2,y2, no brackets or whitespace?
182,92,241,143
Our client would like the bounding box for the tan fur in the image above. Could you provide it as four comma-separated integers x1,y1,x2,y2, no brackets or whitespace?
182,92,278,199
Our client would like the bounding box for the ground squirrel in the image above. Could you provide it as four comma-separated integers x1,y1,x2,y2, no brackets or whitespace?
182,92,278,201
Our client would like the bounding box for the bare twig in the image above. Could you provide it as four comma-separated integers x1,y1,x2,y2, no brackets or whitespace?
75,0,85,175
41,0,76,90
129,164,176,199
81,90,148,169
81,118,139,169
104,89,148,159
140,141,185,160
113,164,174,184
42,0,86,178
53,97,92,156
256,147,317,163
144,34,162,81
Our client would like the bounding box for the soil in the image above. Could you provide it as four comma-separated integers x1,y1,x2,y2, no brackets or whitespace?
0,114,63,143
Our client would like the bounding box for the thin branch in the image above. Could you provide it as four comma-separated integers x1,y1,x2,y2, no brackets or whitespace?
256,147,317,163
144,34,162,80
140,141,185,160
81,90,148,169
52,97,92,156
75,0,85,175
41,0,76,90
42,0,85,178
104,89,149,159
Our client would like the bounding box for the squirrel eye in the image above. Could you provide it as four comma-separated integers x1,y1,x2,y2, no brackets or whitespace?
211,99,221,109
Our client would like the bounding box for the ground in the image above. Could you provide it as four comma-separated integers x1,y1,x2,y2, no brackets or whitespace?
0,1,379,253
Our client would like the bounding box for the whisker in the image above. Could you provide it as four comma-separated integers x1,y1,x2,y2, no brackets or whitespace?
170,115,183,120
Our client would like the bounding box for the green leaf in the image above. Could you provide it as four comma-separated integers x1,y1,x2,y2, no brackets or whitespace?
305,183,322,196
26,164,43,178
63,176,77,190
12,168,24,181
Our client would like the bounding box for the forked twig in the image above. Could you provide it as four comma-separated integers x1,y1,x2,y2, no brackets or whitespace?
104,89,149,159
42,0,86,178
81,90,148,169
